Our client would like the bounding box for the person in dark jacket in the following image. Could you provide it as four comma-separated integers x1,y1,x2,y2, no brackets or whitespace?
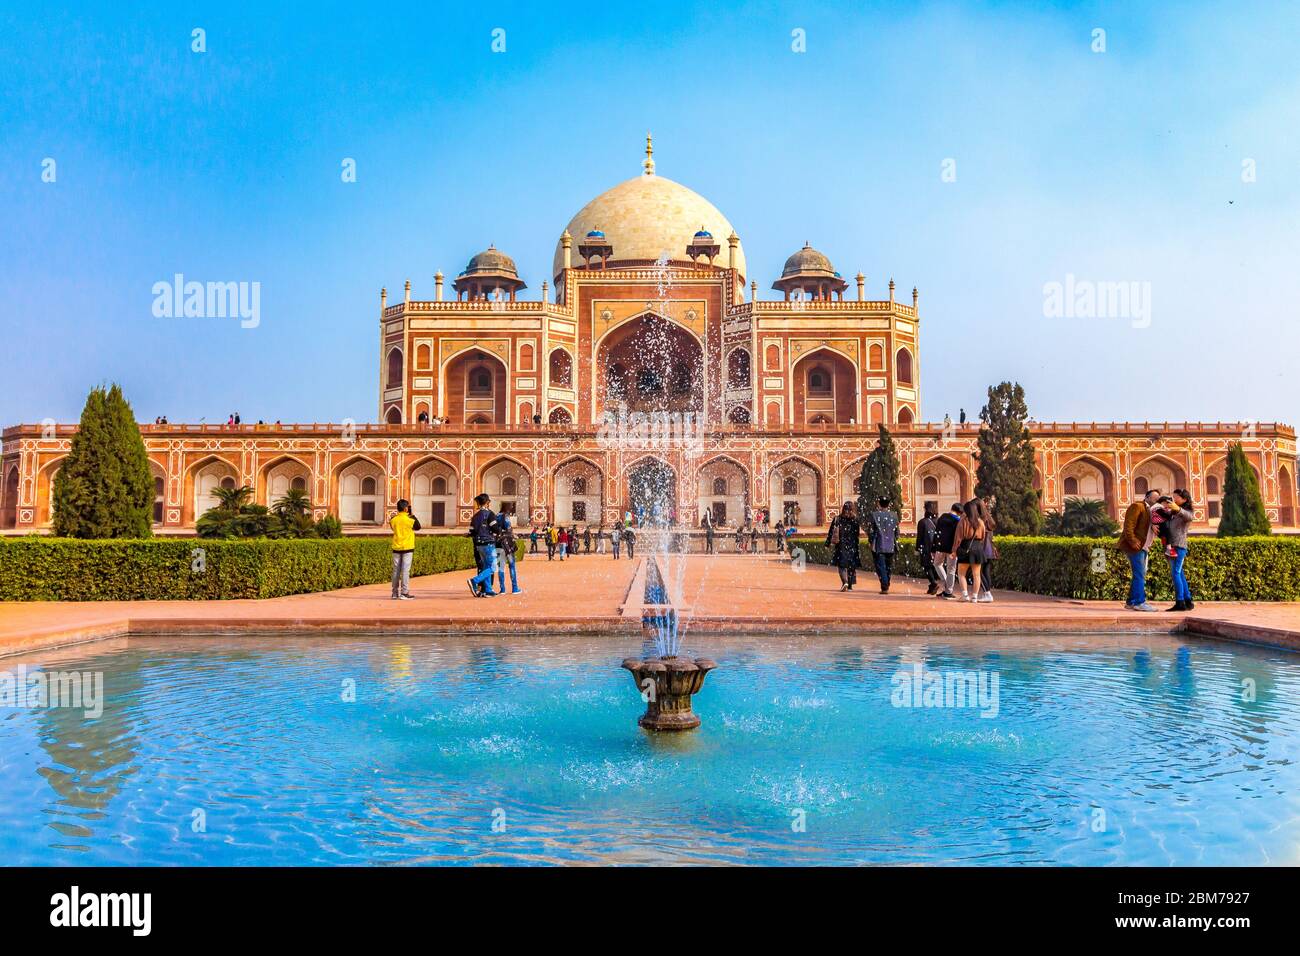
494,512,520,594
622,523,636,559
467,493,502,597
933,503,961,599
865,497,899,593
825,500,862,591
916,501,941,594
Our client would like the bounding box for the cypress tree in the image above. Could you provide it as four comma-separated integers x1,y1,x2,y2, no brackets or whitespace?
1218,442,1270,536
856,423,904,520
974,381,1042,535
52,384,153,538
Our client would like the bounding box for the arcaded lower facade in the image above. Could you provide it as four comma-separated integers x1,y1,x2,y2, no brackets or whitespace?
2,140,1297,534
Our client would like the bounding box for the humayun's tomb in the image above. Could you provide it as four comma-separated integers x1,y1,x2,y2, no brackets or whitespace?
2,138,1296,534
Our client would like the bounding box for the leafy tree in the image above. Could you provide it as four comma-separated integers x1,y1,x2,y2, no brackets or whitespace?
974,382,1042,535
52,384,153,538
1043,497,1120,537
1218,443,1271,536
856,423,903,521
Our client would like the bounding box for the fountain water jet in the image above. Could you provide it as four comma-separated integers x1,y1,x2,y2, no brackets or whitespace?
622,558,715,731
613,252,716,731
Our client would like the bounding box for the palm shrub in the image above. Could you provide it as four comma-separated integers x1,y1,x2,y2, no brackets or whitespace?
196,484,271,538
269,487,317,538
1043,497,1120,537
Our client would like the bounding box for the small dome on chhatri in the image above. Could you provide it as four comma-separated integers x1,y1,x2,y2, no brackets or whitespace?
585,229,606,239
462,244,519,276
780,242,836,278
694,226,713,239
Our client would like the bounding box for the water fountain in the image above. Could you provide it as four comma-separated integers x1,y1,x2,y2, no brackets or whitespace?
610,251,716,731
622,558,715,731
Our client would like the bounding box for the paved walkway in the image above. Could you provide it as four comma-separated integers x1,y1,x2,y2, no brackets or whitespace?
1,553,1298,656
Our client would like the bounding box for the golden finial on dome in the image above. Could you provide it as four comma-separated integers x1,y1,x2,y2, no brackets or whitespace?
643,132,655,175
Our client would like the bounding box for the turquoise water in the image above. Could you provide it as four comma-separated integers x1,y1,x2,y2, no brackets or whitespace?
2,631,1299,865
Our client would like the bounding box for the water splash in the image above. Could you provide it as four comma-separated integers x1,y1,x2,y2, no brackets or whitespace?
643,557,680,657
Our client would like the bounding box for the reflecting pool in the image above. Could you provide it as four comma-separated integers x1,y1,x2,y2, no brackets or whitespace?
2,631,1298,865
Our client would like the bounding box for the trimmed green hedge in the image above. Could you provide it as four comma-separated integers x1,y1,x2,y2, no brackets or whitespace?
0,536,526,601
792,535,1300,602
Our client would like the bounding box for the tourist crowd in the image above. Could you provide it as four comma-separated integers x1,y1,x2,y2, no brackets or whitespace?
387,483,1199,610
820,486,1196,610
824,494,996,600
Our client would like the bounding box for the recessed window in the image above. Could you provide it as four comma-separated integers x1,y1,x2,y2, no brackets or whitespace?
727,349,751,389
469,367,493,395
549,349,573,387
896,349,914,385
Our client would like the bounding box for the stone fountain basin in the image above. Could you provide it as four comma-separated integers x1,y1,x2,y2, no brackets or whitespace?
621,656,717,731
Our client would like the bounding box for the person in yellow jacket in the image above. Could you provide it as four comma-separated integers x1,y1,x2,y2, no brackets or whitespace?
389,499,421,600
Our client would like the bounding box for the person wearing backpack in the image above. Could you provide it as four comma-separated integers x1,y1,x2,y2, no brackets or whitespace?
466,493,501,598
494,511,521,595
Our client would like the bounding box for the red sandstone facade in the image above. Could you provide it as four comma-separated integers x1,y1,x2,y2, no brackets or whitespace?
3,143,1296,534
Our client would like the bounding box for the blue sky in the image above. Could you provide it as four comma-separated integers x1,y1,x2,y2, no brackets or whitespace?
2,0,1297,428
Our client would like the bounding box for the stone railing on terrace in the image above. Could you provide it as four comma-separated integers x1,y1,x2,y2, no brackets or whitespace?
727,300,918,319
383,299,572,319
5,420,1293,441
562,261,731,280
